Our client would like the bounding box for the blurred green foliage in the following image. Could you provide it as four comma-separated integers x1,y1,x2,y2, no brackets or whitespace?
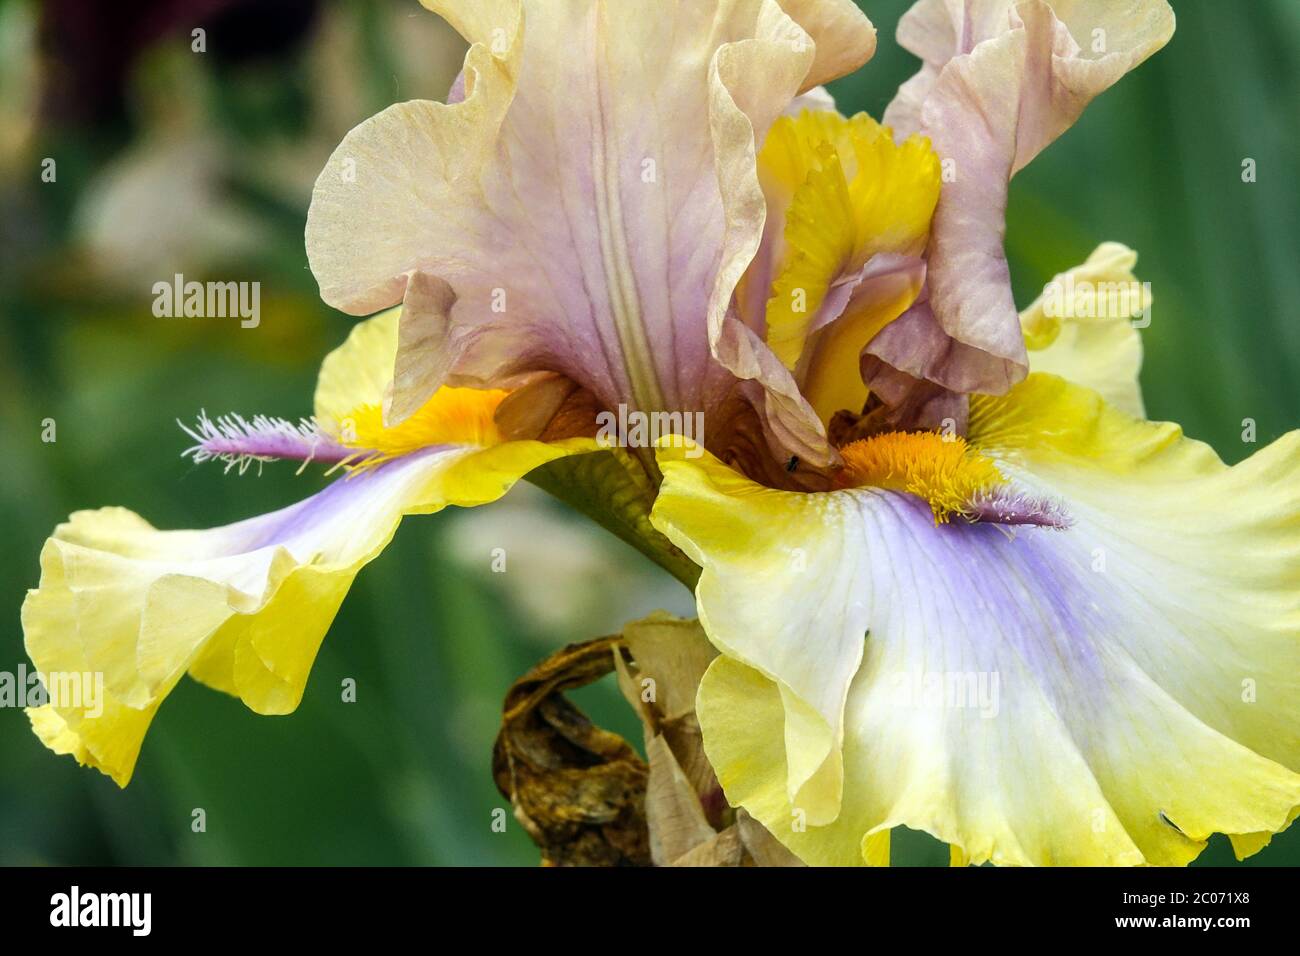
0,0,1296,866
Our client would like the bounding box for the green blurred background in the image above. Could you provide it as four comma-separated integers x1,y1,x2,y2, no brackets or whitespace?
0,0,1296,866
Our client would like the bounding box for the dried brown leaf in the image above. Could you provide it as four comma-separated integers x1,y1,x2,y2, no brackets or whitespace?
492,637,649,866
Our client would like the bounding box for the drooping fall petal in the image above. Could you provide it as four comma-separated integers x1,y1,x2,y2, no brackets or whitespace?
653,370,1300,865
23,310,594,786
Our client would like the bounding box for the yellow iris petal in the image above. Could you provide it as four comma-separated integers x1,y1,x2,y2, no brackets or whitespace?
844,126,943,263
655,373,1300,866
758,110,940,371
765,141,856,367
1018,242,1150,419
23,308,596,787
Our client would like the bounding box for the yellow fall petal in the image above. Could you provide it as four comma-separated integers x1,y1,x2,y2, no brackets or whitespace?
657,373,1300,865
24,435,591,787
696,655,890,866
23,307,597,787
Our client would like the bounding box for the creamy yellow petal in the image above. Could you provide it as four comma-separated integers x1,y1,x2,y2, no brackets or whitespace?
659,375,1300,865
24,423,592,786
1019,242,1148,418
696,656,889,866
308,0,522,316
774,0,876,90
313,307,402,426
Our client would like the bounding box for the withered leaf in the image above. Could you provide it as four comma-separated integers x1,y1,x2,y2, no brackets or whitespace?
492,637,650,866
495,618,805,867
644,734,717,865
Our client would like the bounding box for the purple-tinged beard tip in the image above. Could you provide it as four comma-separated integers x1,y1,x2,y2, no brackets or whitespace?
965,488,1073,530
180,411,359,474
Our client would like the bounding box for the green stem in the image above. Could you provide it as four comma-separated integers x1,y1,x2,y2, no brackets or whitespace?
526,450,701,590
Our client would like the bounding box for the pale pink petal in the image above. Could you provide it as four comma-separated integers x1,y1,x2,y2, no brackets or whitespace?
307,0,876,465
869,0,1174,397
775,0,876,89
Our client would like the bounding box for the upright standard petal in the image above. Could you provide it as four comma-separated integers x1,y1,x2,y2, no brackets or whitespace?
653,372,1300,865
775,0,876,89
307,0,876,467
723,107,940,463
867,0,1174,397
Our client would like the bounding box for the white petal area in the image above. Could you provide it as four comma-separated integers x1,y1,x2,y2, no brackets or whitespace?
652,448,871,824
972,376,1300,778
697,485,1300,866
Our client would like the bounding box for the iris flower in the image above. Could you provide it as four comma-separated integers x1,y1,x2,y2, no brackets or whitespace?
23,0,1300,868
24,0,879,789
